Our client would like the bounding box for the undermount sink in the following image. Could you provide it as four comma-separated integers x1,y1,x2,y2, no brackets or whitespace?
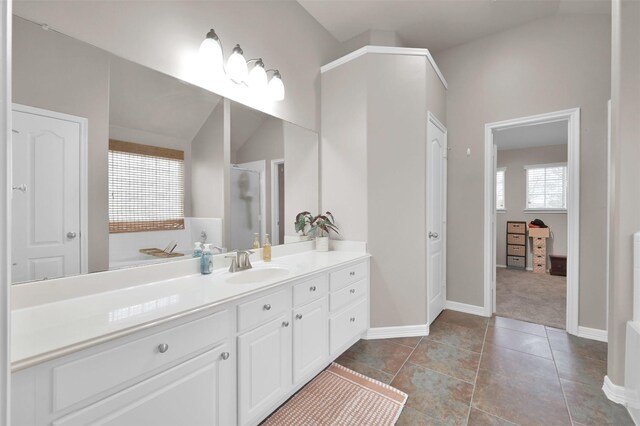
224,266,291,285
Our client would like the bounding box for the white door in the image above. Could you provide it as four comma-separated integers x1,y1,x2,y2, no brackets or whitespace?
292,297,328,384
11,108,82,283
238,315,291,425
427,113,447,324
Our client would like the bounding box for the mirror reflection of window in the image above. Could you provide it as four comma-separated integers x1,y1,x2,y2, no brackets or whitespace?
108,140,185,233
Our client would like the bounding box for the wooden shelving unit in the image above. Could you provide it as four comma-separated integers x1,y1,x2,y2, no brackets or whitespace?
506,221,527,269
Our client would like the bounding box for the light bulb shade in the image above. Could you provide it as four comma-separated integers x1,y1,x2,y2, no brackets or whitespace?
227,44,248,83
199,29,223,72
248,59,268,89
268,71,285,101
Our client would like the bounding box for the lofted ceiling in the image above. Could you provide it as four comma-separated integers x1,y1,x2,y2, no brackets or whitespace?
495,120,568,151
297,0,611,52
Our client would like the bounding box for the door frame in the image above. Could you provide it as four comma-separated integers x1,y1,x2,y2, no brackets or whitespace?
270,158,284,245
12,103,89,275
426,111,447,323
483,108,580,334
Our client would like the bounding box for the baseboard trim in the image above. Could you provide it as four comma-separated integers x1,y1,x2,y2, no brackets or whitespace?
363,324,429,340
603,376,627,405
445,301,488,317
578,326,608,342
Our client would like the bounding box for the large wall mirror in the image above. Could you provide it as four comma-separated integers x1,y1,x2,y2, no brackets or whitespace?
10,15,319,284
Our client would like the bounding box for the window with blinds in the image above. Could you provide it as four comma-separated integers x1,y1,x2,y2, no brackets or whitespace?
109,140,185,233
496,168,506,210
525,163,567,210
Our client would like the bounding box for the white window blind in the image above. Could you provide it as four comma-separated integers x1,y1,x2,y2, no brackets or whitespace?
525,163,567,210
109,140,185,233
496,168,506,210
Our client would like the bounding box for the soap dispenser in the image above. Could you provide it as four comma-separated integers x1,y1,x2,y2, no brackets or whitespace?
262,234,272,262
192,242,203,258
201,244,213,274
252,233,260,249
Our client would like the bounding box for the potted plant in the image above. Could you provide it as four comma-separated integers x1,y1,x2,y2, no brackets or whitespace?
309,212,339,252
294,211,314,241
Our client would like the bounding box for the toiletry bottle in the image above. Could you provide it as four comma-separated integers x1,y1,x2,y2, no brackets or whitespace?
252,233,260,249
201,244,213,274
193,242,203,258
263,234,272,262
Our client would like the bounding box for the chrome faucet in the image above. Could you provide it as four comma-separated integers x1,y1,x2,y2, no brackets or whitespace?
226,250,254,272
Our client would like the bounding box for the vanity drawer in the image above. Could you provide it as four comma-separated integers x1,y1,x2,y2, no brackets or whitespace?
330,298,367,354
52,310,229,412
237,289,289,333
330,278,366,313
293,275,328,308
330,261,368,292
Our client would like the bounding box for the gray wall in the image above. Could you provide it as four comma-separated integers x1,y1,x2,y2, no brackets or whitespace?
13,17,110,273
608,0,640,386
191,102,225,219
434,14,611,330
496,145,567,269
322,52,446,328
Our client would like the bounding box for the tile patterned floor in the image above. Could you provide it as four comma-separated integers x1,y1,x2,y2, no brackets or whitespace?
336,311,633,426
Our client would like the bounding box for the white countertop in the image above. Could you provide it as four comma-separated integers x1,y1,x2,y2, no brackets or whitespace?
11,248,369,370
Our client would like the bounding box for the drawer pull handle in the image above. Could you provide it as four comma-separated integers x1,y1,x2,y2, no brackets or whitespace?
350,289,356,294
220,352,230,360
157,343,169,354
296,314,303,320
282,321,290,327
350,271,355,276
263,304,272,311
350,317,356,322
310,286,316,292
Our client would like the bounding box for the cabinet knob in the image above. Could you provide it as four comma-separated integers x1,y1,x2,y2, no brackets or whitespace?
350,289,356,294
220,352,230,360
263,304,271,311
282,321,290,327
310,285,316,292
157,343,169,353
349,271,355,276
350,317,356,322
296,314,303,320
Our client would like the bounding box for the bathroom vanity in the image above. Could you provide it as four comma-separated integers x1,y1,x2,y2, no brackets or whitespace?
10,244,370,426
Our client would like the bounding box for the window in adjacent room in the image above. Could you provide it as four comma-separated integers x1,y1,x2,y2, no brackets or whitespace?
524,162,567,211
496,167,506,211
108,140,185,233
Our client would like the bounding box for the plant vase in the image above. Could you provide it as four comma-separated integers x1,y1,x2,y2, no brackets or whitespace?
299,235,311,241
316,236,329,252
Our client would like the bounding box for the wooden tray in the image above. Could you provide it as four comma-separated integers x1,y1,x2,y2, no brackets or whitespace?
139,248,184,258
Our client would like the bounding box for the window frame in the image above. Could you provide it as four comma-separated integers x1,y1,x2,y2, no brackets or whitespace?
108,139,186,233
496,167,506,212
523,162,568,213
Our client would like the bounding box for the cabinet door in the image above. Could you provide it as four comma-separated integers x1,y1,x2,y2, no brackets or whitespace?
53,344,234,426
293,297,328,384
238,314,292,426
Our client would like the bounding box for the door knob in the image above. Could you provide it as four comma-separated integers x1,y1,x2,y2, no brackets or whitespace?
157,343,169,353
220,352,230,360
296,314,303,320
428,232,439,239
12,184,26,192
67,232,77,239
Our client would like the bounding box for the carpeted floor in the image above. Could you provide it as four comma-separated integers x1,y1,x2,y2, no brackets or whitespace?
496,267,566,329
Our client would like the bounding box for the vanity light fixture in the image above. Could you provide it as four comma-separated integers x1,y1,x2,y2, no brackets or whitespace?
227,44,249,83
199,29,223,72
199,28,285,100
247,58,268,90
267,70,285,101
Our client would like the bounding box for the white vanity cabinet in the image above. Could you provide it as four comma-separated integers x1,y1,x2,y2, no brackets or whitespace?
12,308,236,426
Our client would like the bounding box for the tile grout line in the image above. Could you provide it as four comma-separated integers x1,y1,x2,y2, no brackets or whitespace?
546,325,575,425
389,336,424,384
465,319,491,425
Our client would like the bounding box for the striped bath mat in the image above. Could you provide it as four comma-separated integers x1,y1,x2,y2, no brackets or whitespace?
263,363,408,425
